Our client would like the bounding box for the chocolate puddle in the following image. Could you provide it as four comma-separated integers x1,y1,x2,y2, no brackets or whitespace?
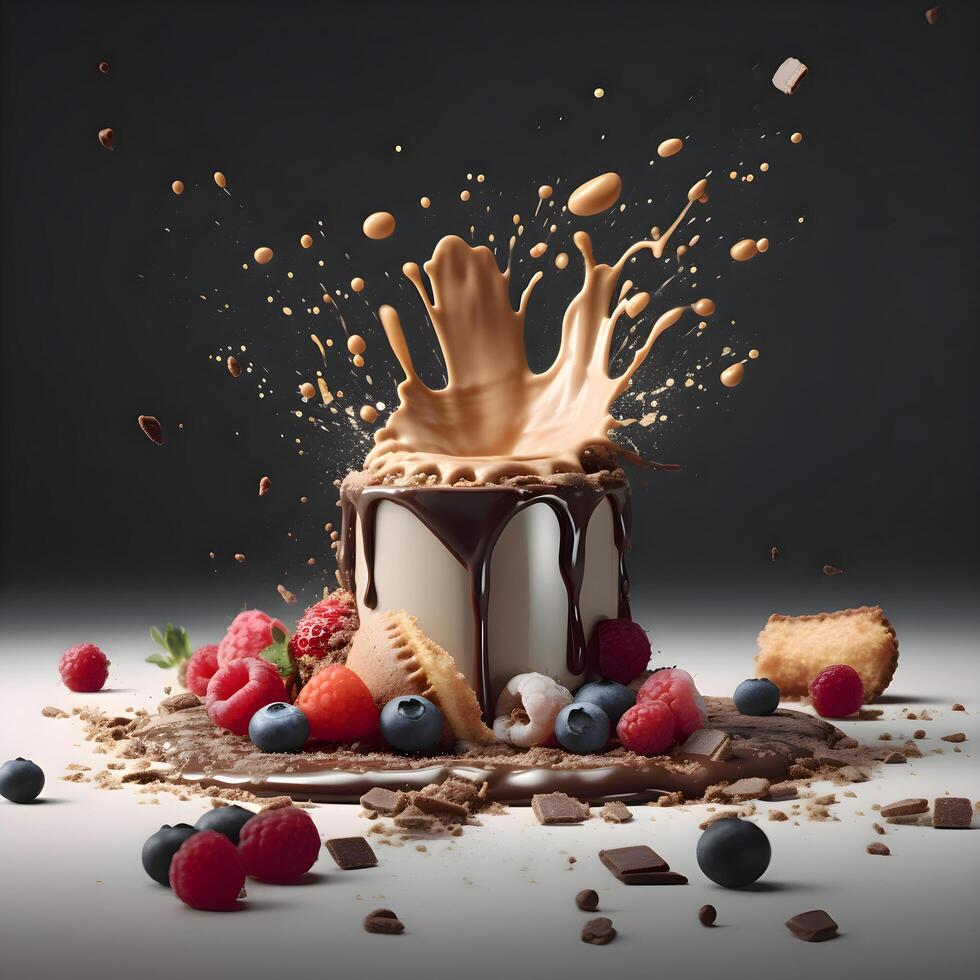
129,698,876,805
338,475,631,717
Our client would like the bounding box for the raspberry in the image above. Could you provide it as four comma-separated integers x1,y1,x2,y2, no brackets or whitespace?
808,664,864,718
206,658,288,736
169,830,245,911
294,664,379,743
589,619,652,684
184,644,220,697
617,700,676,755
238,806,321,883
217,609,288,667
636,667,707,740
58,643,109,692
288,590,357,663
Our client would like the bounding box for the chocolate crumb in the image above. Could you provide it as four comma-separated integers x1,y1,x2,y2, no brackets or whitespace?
532,792,590,825
575,889,599,911
925,7,941,26
360,787,402,815
277,584,296,604
767,781,798,801
952,703,965,712
770,545,779,561
940,732,966,743
768,810,789,822
822,564,844,576
601,800,633,823
158,693,201,715
883,752,907,764
41,706,70,719
873,822,886,835
880,798,928,818
698,904,717,927
581,917,616,945
364,909,404,934
866,842,890,856
785,909,838,943
98,127,114,150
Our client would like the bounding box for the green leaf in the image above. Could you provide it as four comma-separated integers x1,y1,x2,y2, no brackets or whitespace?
147,624,195,669
150,626,166,649
260,633,296,682
271,626,287,645
145,653,171,668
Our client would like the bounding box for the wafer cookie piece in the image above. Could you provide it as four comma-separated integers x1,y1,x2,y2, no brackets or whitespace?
755,606,898,702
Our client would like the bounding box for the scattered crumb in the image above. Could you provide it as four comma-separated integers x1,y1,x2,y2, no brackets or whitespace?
41,706,70,719
940,733,966,743
769,810,789,822
866,842,890,856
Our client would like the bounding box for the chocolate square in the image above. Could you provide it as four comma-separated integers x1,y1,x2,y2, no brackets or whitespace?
680,729,732,761
785,909,839,942
531,792,589,825
324,836,378,870
933,797,973,829
599,845,669,879
359,787,401,814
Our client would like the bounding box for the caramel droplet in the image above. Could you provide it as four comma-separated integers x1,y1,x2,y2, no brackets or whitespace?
748,349,760,359
300,234,313,248
171,180,184,195
720,363,745,388
568,172,622,216
347,334,366,355
350,277,365,293
760,162,770,172
213,172,227,189
555,252,569,269
530,242,548,258
538,184,554,200
757,238,769,253
420,196,431,209
226,355,241,378
730,239,759,262
98,128,113,150
790,132,803,144
658,138,684,158
593,87,605,99
691,298,715,316
253,247,273,265
234,553,246,563
299,382,316,399
459,190,471,202
258,476,271,496
362,211,396,240
138,415,163,445
688,178,709,202
352,354,365,368
359,404,379,423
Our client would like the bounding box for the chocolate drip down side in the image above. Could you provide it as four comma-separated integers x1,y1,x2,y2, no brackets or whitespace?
338,478,631,717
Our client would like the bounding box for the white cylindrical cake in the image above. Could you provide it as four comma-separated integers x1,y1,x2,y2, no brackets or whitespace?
338,470,631,716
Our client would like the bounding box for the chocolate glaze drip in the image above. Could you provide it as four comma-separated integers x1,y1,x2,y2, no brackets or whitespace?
338,478,631,717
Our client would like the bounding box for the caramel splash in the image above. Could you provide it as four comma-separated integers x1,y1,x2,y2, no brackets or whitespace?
171,180,184,195
568,172,622,216
657,138,684,158
720,363,745,388
730,239,760,262
253,247,273,265
363,179,711,483
363,211,396,240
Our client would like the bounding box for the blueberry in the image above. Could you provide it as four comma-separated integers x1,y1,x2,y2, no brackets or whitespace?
554,702,611,754
195,804,255,844
696,819,771,888
380,695,444,753
0,758,45,804
141,823,197,886
733,678,781,717
574,679,636,726
248,701,310,753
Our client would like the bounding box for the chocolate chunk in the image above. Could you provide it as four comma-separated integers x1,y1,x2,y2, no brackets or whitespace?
531,792,589,825
414,794,470,819
581,917,616,945
880,798,928,818
815,754,846,769
392,805,442,831
575,889,599,911
324,836,377,870
785,909,839,942
599,845,668,879
933,797,973,829
767,781,799,801
713,777,770,802
158,693,201,714
952,703,965,711
882,752,907,764
360,787,401,815
364,908,404,934
866,842,890,856
940,732,966,743
698,904,717,926
600,800,633,823
680,729,732,761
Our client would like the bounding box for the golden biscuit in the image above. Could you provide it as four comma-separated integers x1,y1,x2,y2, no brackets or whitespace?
755,605,898,702
345,610,495,744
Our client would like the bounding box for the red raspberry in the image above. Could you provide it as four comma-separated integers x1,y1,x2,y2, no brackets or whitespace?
217,609,288,667
294,664,379,743
169,830,245,911
238,806,320,883
58,643,110,692
288,590,357,662
617,700,676,755
636,667,707,739
808,664,864,718
589,619,652,684
206,658,288,735
184,644,220,697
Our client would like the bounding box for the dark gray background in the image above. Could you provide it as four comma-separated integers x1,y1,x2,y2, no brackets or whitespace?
1,0,977,609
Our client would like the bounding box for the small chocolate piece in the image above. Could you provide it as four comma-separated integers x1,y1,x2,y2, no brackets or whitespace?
392,805,441,831
882,752,907,764
680,728,732,761
617,871,688,885
575,889,599,911
98,127,114,150
599,845,668,878
822,564,844,576
785,909,839,942
880,798,928,818
913,729,927,740
815,754,846,768
138,414,163,445
925,5,941,25
866,842,890,856
713,777,770,802
360,787,401,815
952,703,965,711
698,904,717,926
940,732,966,743
581,917,616,945
767,781,798,801
414,794,470,819
531,792,589,825
158,693,200,715
364,908,404,934
325,836,377,870
601,800,633,823
933,797,972,829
